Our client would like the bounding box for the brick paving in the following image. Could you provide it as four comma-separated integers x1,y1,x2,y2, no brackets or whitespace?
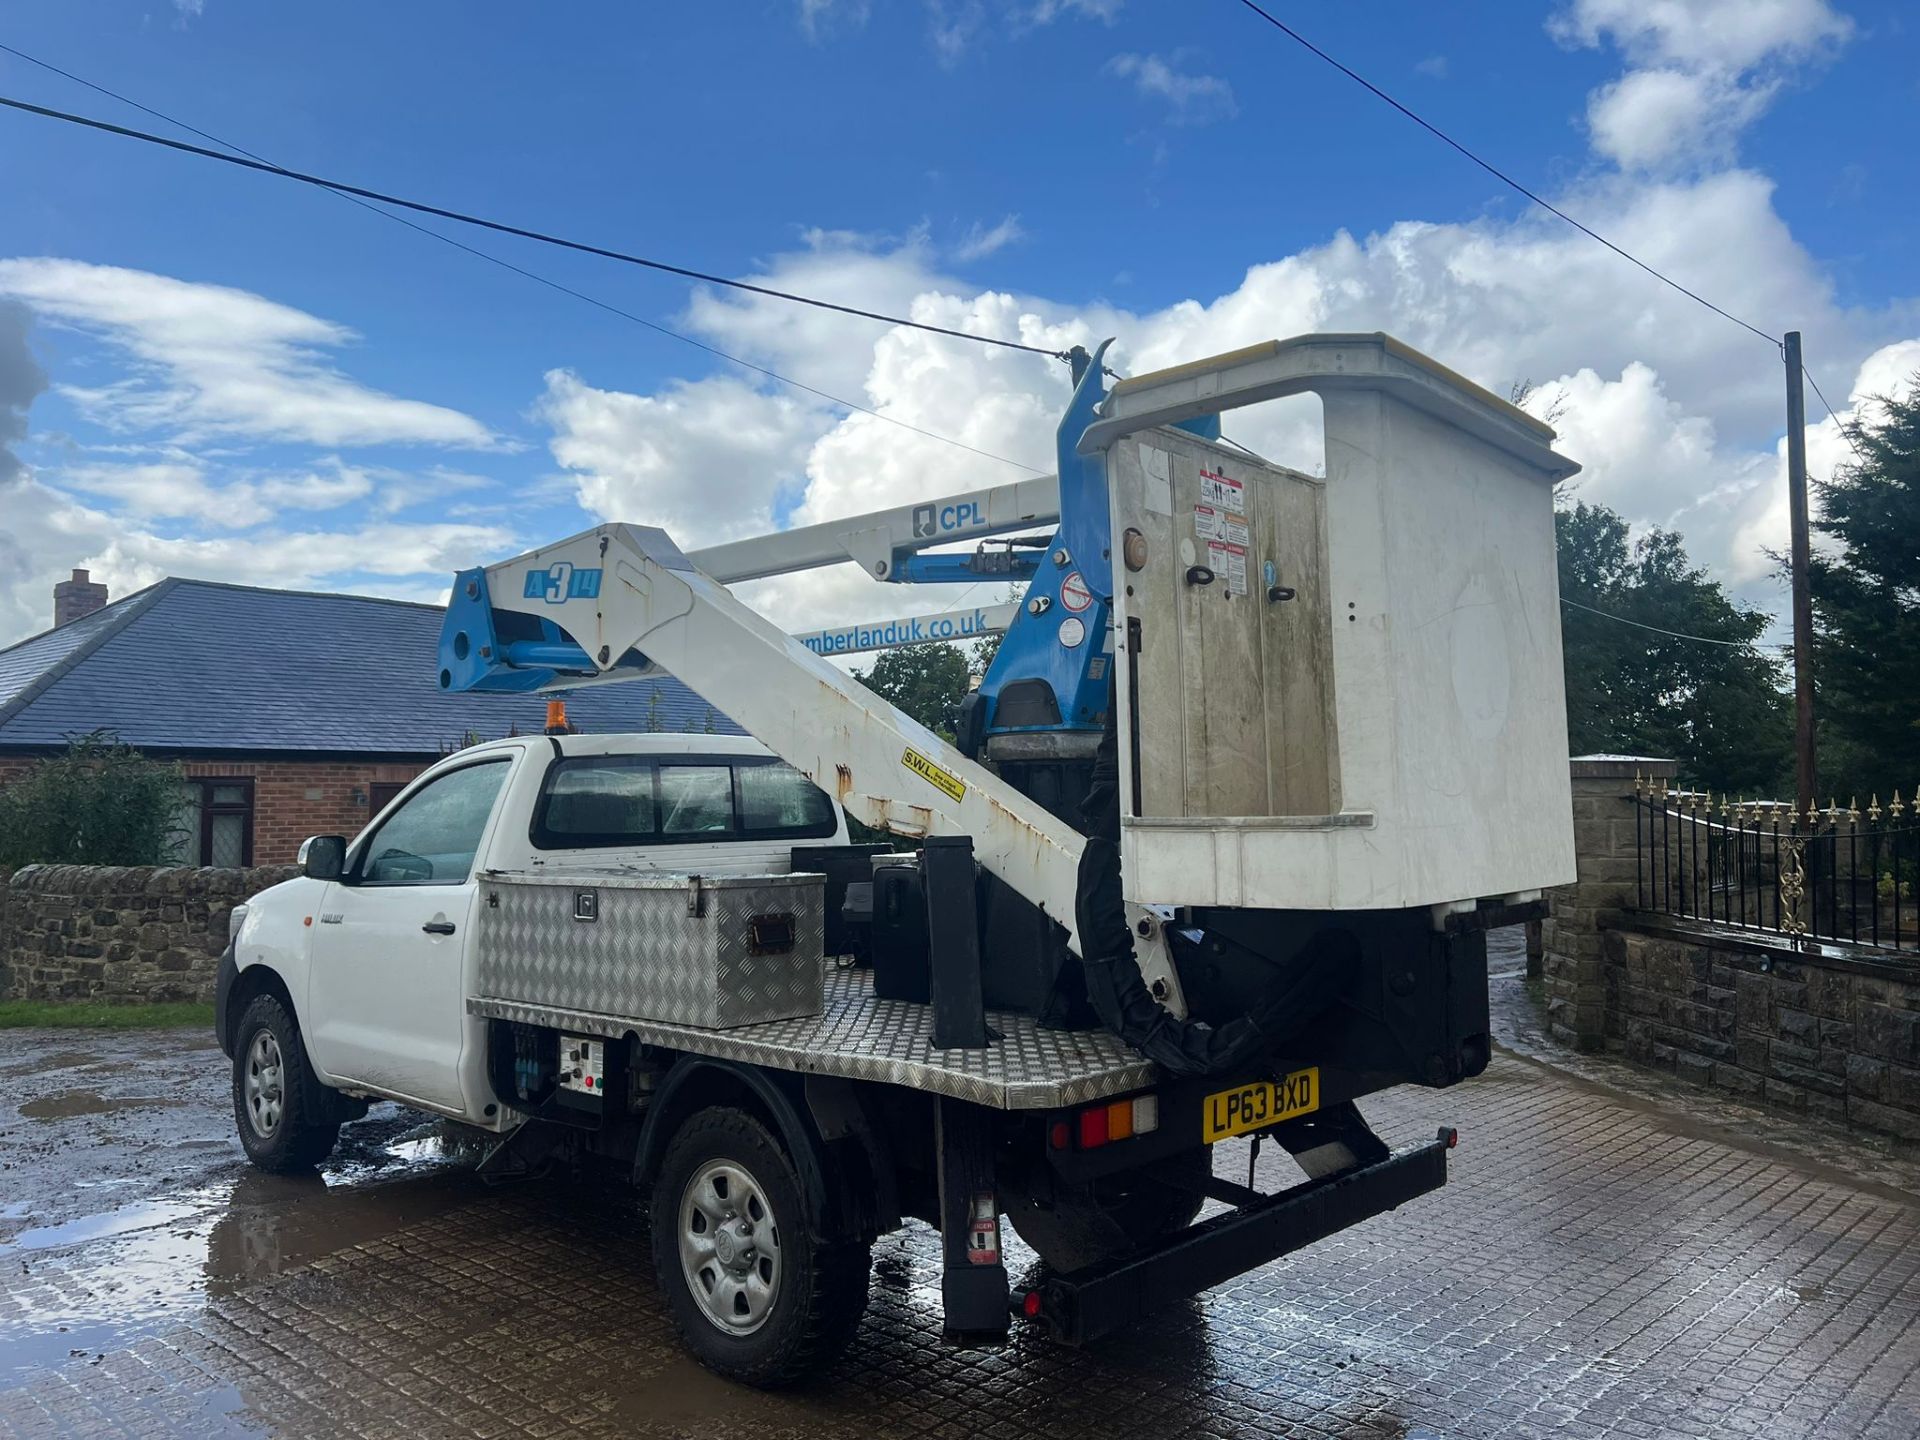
4,974,1920,1438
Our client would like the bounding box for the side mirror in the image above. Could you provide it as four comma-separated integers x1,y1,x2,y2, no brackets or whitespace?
299,835,348,881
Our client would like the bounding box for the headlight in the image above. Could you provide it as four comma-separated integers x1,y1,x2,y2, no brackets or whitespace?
228,902,250,942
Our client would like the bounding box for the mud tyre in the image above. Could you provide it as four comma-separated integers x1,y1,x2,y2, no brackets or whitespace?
231,993,340,1173
649,1106,870,1388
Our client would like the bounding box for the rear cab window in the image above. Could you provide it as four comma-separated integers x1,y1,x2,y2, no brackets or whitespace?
532,754,837,850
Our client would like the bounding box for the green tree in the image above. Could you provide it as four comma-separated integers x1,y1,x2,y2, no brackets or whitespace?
853,642,971,739
1809,382,1920,799
1557,502,1791,794
0,732,186,867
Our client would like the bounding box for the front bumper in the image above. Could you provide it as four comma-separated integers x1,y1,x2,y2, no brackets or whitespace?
1025,1129,1454,1345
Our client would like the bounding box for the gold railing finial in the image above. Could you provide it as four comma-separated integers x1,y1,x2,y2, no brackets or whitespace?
1893,790,1907,821
1870,793,1883,823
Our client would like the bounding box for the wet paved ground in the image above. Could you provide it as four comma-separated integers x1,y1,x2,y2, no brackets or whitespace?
4,937,1920,1438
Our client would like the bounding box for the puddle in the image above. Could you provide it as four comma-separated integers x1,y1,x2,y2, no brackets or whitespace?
18,1090,186,1120
1,1141,483,1391
0,1198,207,1253
205,1166,477,1290
0,1049,93,1079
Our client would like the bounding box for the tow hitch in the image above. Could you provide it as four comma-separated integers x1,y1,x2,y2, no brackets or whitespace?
1020,1128,1457,1345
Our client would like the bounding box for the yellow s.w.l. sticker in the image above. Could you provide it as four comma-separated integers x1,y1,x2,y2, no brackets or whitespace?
901,747,967,803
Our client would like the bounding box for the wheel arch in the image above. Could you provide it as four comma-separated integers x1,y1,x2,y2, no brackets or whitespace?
635,1056,878,1246
228,965,361,1126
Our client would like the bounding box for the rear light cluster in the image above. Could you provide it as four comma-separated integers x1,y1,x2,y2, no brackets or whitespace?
1049,1093,1160,1151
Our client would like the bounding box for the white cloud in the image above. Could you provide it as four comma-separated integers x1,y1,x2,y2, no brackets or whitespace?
1552,0,1852,171
1584,67,1770,170
0,462,514,646
1551,0,1852,73
0,258,500,449
524,165,1915,645
919,0,1120,61
1847,339,1920,408
797,0,868,39
1415,55,1449,79
537,369,828,544
953,216,1027,263
1024,0,1121,22
1105,53,1238,126
42,455,459,530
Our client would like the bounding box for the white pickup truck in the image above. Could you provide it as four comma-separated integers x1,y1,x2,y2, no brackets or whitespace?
215,727,1461,1387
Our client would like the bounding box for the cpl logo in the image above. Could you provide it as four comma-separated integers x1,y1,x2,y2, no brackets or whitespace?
523,562,603,605
911,501,985,539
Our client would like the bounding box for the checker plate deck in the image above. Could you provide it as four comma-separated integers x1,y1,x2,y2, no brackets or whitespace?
468,964,1158,1109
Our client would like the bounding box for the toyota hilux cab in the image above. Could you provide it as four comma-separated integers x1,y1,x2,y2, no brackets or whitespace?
215,733,846,1137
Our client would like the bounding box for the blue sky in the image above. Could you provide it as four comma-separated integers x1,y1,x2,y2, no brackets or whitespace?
0,0,1914,646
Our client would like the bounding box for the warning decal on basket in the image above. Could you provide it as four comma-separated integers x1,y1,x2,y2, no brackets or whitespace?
1209,541,1248,593
1199,468,1244,512
1223,512,1250,547
1193,504,1221,541
902,747,967,802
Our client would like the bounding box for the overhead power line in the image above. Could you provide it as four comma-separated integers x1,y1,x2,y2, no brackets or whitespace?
1802,362,1875,471
1228,0,1783,350
0,51,1047,475
1559,596,1770,650
0,91,1070,363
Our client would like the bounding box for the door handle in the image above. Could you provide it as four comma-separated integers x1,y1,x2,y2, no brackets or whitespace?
422,921,456,936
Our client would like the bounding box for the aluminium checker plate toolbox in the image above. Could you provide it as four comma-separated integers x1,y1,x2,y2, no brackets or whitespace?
475,869,826,1029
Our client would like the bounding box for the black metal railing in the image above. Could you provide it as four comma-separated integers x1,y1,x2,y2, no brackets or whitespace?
1632,781,1919,955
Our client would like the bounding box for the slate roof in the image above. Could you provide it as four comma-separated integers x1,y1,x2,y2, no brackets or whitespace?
0,579,742,754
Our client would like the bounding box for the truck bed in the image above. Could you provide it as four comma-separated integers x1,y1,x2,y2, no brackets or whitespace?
468,964,1157,1110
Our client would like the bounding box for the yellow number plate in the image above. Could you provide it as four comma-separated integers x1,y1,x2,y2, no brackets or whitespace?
1202,1068,1320,1143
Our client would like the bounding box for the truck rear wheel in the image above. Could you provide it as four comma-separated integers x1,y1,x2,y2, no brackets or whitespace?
649,1106,870,1387
231,993,340,1173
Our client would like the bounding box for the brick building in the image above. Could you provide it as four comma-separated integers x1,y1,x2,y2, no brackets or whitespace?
0,576,739,864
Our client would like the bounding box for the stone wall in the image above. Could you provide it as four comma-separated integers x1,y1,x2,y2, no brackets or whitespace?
0,864,297,1005
0,755,428,865
1541,755,1676,1050
1607,917,1920,1142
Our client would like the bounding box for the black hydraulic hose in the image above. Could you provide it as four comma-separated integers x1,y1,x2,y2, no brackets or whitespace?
1074,837,1272,1077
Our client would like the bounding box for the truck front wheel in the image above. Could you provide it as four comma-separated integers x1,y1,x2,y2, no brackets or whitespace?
649,1106,870,1387
231,993,340,1173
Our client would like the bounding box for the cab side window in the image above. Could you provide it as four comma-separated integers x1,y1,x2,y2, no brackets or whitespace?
530,755,837,849
737,760,837,836
358,759,511,885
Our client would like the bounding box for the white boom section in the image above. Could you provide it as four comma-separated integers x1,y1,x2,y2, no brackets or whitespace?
791,602,1017,659
485,524,1090,952
688,477,1059,583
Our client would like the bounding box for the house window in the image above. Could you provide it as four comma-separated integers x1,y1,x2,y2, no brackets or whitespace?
174,778,254,867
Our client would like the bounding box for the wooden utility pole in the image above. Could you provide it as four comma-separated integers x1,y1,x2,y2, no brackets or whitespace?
1784,331,1817,817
